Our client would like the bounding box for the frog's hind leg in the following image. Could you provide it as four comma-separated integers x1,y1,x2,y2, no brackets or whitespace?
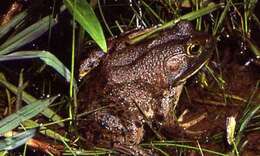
80,107,144,149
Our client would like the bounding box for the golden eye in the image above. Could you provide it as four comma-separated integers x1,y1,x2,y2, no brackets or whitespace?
187,43,201,56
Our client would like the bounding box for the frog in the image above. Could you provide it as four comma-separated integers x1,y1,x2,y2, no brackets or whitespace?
77,21,214,155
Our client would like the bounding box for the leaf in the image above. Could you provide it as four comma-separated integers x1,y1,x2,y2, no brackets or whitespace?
0,129,36,151
0,15,57,55
0,97,57,134
0,73,64,127
64,0,107,52
0,10,28,39
0,51,73,83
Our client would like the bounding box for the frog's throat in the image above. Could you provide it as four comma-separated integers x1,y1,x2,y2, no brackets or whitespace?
172,57,210,86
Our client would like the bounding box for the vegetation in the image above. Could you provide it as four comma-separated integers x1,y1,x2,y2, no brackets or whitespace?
0,0,259,155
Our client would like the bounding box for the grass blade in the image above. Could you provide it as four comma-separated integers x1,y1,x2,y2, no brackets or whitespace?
246,39,260,58
142,142,227,156
0,15,57,55
0,129,36,151
0,73,64,127
0,11,28,39
64,0,107,52
0,51,73,83
22,120,70,142
0,96,58,134
130,2,223,44
213,0,231,36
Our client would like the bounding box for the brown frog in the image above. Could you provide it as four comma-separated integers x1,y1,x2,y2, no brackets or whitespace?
78,21,214,155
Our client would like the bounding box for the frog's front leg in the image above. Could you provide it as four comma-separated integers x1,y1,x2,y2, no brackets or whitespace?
79,50,105,79
160,84,207,138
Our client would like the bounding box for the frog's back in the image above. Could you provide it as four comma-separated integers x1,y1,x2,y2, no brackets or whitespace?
102,21,194,68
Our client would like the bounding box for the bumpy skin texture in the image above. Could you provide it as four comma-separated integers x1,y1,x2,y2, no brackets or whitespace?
78,21,213,155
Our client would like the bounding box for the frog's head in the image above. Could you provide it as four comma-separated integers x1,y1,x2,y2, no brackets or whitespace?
164,22,214,87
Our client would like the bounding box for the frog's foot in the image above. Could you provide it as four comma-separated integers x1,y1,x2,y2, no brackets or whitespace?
113,144,158,156
161,111,208,138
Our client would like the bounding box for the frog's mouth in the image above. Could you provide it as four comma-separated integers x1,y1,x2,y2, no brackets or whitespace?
170,42,213,86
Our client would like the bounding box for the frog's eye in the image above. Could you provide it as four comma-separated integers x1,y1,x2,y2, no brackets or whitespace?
187,43,201,56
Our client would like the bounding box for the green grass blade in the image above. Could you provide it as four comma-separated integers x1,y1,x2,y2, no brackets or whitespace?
235,81,260,149
247,39,260,58
0,15,57,55
0,73,64,127
63,148,115,155
0,96,57,134
130,2,223,44
213,0,231,36
0,129,36,151
64,0,107,52
142,142,227,156
0,11,28,39
236,104,260,140
22,120,70,142
179,2,223,21
141,0,164,24
0,51,73,83
0,151,8,155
